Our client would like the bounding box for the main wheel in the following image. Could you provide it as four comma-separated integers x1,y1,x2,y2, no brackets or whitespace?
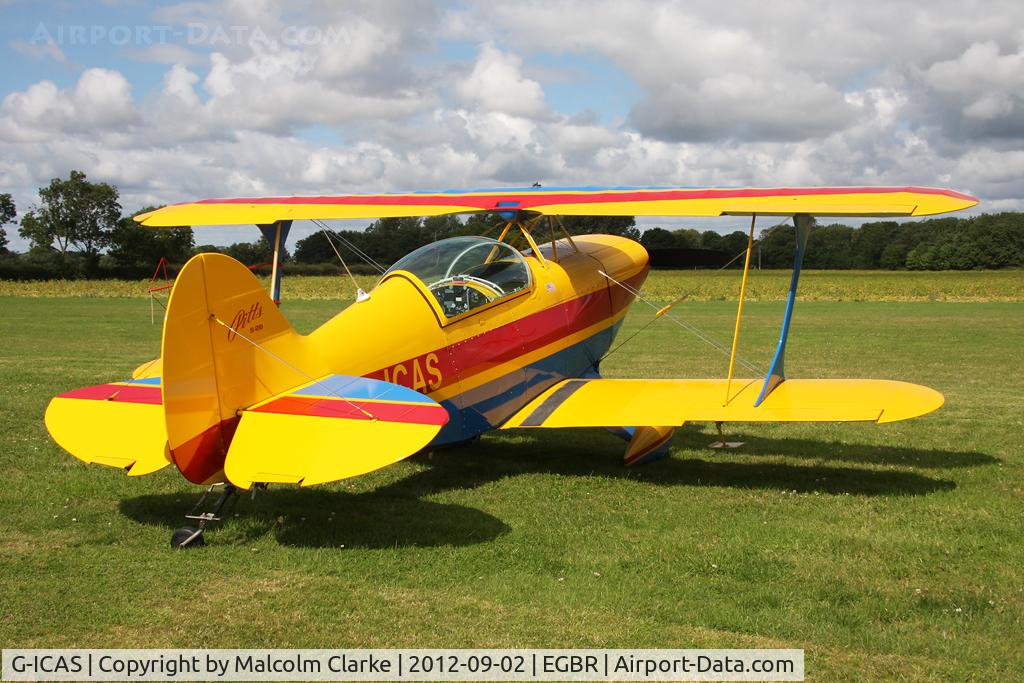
171,526,205,549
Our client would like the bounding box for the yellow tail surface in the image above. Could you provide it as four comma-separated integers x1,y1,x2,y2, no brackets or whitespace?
162,253,446,488
161,253,316,484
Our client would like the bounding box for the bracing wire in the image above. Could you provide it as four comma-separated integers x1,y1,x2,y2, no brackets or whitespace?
319,226,367,297
598,218,792,365
336,233,387,274
599,270,763,375
311,219,386,274
599,310,666,361
209,315,377,420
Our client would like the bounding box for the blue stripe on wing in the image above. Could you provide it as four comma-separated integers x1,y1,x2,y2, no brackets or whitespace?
292,375,435,403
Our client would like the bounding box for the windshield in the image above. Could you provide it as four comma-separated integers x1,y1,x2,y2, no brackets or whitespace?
382,236,531,318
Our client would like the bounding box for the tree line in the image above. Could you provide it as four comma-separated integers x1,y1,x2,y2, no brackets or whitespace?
290,212,1024,271
2,170,1022,279
289,214,640,272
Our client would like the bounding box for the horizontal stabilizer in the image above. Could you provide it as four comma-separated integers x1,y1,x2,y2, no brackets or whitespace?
44,377,170,476
224,375,450,488
502,378,943,429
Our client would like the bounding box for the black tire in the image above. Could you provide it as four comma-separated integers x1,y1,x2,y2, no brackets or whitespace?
171,527,205,549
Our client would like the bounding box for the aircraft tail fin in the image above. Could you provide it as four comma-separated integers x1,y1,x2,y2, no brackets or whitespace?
161,252,311,484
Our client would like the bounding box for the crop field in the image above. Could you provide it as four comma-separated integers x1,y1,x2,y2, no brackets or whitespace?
1,273,1022,681
2,268,1023,302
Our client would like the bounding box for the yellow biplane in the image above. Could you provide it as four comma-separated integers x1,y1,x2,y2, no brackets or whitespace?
44,185,977,547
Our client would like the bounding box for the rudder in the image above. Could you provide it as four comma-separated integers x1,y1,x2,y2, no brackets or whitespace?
161,253,314,484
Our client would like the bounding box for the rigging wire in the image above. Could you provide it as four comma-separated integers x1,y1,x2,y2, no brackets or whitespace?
597,217,793,366
599,269,763,375
311,219,386,274
599,306,670,362
210,315,378,420
319,226,370,300
648,217,788,316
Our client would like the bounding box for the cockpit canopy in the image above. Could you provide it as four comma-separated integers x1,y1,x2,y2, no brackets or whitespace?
380,236,532,319
381,236,532,319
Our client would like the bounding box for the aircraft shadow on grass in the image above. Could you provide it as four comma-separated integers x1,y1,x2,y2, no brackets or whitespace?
119,428,994,550
119,488,511,550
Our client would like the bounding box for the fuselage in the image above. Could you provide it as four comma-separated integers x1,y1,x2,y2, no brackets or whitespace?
294,234,649,445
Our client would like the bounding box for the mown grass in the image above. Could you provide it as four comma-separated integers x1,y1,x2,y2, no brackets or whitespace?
2,268,1023,301
0,293,1022,680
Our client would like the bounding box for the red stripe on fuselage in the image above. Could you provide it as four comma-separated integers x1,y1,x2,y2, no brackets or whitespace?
367,267,647,392
59,383,162,405
252,396,449,426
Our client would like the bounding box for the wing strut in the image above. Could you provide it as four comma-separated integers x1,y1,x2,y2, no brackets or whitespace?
257,219,292,305
754,213,812,406
723,214,757,405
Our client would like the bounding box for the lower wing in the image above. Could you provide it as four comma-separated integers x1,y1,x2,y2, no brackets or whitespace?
501,378,943,428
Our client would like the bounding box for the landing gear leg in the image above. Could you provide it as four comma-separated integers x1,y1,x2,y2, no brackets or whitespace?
708,421,744,450
171,483,238,549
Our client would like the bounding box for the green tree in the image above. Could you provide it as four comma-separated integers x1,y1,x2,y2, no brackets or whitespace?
294,229,375,265
720,231,750,258
222,239,278,265
362,217,429,266
0,192,14,253
294,231,337,264
422,214,468,240
851,221,897,268
757,223,796,267
640,227,677,250
698,230,723,251
805,224,855,269
18,171,121,259
904,244,931,270
880,241,911,269
106,207,195,267
963,213,1024,268
671,228,701,248
462,212,506,235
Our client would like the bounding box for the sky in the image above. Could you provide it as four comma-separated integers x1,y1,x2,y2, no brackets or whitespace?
1,0,1023,250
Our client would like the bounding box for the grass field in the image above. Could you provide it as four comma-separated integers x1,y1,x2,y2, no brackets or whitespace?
1,276,1022,680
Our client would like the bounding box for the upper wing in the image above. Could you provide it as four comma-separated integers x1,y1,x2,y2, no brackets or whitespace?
223,374,450,489
135,186,978,226
501,378,944,429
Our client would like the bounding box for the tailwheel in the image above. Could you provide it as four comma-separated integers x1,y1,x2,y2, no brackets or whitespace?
171,527,205,549
171,483,238,549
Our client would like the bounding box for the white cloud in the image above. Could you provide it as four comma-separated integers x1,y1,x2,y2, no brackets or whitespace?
922,40,1024,138
3,0,1024,252
312,19,400,80
456,43,547,118
73,69,138,126
0,68,138,142
451,1,858,142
